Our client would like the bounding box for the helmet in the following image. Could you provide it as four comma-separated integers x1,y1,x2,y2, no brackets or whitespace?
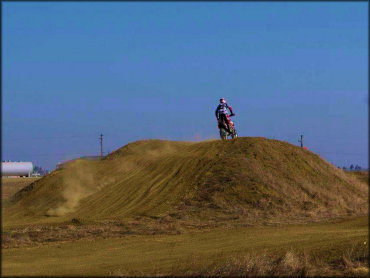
220,98,226,103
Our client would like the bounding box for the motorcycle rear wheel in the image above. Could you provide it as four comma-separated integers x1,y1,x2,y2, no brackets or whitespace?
231,129,238,139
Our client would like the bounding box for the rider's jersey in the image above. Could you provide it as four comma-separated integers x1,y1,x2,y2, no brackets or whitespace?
215,103,231,118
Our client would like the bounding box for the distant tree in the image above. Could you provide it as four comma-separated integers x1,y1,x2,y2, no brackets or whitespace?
342,166,347,170
33,165,48,176
350,164,354,170
355,165,362,170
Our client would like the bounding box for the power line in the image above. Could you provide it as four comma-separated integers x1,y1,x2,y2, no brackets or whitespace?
3,132,125,142
3,152,104,158
2,135,98,142
316,151,364,156
3,133,366,158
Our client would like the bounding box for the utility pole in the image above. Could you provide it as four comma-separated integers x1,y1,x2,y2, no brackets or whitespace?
298,134,304,148
99,133,104,157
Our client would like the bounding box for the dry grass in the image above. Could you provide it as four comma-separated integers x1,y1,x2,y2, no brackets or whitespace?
170,243,369,277
1,177,40,202
2,216,368,276
346,170,369,185
4,138,367,230
2,138,368,276
1,217,184,249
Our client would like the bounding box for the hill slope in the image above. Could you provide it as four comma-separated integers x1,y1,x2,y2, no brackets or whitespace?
4,137,367,227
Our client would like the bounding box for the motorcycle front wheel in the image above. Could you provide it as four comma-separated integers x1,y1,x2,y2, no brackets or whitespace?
219,128,228,140
231,128,238,139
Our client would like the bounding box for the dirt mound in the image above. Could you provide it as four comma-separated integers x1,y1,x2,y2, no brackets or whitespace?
4,137,368,227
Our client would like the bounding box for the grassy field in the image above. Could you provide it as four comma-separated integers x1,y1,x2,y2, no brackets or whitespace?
2,216,368,276
2,138,368,276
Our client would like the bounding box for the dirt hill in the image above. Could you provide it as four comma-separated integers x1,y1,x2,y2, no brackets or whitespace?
4,137,368,227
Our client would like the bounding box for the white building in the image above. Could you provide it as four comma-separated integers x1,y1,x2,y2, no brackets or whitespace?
1,161,34,177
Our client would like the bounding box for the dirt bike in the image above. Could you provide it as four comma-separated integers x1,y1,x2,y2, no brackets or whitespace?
217,114,238,140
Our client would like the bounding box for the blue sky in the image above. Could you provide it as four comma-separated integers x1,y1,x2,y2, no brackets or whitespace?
2,2,368,170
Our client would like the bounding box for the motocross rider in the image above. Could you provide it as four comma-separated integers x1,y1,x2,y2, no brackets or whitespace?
215,98,235,134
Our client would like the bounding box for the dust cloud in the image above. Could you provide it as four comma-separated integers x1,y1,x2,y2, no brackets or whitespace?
46,161,99,217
